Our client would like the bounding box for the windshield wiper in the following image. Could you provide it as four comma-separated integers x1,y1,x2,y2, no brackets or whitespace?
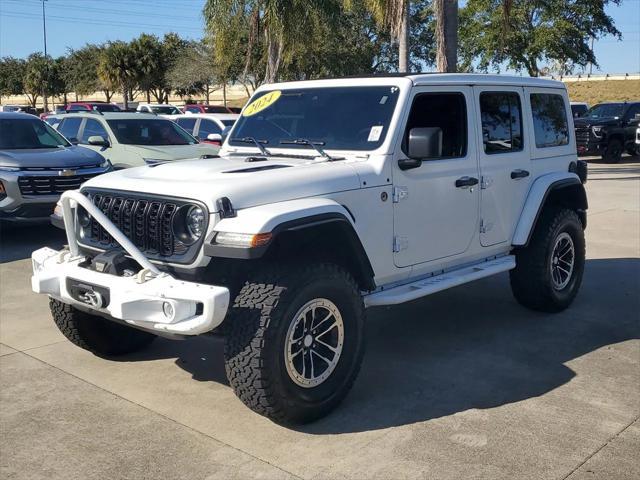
279,138,342,161
232,137,272,156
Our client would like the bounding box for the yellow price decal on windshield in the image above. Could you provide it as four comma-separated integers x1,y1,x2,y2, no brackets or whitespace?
242,90,281,117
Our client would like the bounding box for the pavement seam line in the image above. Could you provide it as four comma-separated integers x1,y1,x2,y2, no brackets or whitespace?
561,415,640,480
18,349,305,480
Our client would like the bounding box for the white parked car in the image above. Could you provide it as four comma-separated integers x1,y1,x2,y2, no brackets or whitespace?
48,112,219,169
175,113,238,145
32,74,588,424
136,103,184,119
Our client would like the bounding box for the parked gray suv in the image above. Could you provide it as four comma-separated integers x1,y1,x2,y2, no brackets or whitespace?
0,112,111,224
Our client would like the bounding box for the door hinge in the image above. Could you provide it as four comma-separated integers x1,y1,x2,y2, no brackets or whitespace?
392,186,409,203
481,176,493,189
393,235,409,252
479,219,493,234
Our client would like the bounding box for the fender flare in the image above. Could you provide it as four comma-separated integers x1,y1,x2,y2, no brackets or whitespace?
512,172,587,247
204,197,370,262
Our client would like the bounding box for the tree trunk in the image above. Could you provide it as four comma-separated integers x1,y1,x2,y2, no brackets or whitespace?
435,0,458,73
75,92,78,102
398,1,410,73
122,83,129,110
205,82,210,104
222,83,227,107
265,30,283,83
146,90,151,103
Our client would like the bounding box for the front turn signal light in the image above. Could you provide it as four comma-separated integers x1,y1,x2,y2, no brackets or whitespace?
214,231,273,248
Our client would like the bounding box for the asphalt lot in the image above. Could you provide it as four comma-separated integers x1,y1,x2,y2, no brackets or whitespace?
1,157,639,480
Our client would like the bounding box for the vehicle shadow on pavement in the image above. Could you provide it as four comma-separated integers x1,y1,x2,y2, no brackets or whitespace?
0,224,66,263
115,257,639,433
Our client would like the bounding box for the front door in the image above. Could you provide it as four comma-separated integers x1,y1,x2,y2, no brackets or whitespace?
393,86,480,268
474,87,531,246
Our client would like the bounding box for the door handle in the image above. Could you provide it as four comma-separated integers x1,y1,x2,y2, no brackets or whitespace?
455,176,479,188
511,169,530,179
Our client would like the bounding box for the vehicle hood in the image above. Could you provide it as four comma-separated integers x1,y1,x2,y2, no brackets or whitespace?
574,117,620,128
124,143,218,160
0,145,105,168
81,155,361,211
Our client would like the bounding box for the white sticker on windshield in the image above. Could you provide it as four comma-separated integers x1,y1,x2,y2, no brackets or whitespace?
368,126,383,142
379,96,388,105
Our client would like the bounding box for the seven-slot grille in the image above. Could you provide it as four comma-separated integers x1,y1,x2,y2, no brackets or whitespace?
575,126,590,146
84,191,189,258
18,173,98,196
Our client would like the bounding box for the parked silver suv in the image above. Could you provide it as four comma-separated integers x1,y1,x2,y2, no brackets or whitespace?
0,112,111,224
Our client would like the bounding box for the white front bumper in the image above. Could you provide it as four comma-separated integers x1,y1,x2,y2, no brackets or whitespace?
31,247,230,335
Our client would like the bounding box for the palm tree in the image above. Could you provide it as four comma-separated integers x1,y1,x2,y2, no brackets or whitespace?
98,41,136,110
347,0,410,72
434,0,458,72
203,0,333,83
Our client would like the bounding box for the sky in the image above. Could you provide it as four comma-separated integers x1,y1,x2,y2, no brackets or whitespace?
0,0,639,75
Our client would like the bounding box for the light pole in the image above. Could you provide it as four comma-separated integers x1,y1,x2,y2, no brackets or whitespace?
41,0,49,112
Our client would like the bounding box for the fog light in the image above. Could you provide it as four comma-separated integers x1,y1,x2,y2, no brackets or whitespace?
162,301,175,320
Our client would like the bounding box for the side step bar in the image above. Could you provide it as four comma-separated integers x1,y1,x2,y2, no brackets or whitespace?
364,256,516,307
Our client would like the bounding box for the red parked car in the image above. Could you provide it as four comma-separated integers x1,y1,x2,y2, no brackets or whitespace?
183,104,235,114
41,102,121,120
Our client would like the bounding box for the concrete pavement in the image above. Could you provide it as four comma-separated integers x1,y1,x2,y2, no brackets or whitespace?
1,157,638,479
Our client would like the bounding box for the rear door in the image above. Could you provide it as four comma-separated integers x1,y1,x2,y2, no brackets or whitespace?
474,87,531,247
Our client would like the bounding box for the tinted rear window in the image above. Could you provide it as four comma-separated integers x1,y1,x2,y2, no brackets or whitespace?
531,94,569,148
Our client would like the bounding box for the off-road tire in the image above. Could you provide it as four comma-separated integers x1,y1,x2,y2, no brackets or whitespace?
602,138,623,164
223,263,365,424
510,208,585,312
50,299,156,356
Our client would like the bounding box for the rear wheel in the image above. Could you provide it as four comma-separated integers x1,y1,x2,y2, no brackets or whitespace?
510,208,585,312
50,299,156,356
223,263,365,424
602,138,623,163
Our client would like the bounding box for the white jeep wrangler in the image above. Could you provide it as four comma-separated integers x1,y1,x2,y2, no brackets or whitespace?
32,74,588,424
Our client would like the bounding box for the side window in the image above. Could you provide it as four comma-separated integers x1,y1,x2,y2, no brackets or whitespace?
185,106,199,113
402,92,467,159
80,119,109,144
530,93,569,148
57,117,82,142
68,104,88,111
625,104,640,122
480,92,523,154
176,118,197,134
198,119,222,137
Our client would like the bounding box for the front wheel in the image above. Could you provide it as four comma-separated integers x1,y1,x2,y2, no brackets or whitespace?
223,264,365,424
602,138,623,163
510,208,585,312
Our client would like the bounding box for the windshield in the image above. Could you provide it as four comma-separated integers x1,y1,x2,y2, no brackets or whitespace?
150,105,181,115
229,86,400,151
106,119,197,146
0,118,71,149
585,103,625,119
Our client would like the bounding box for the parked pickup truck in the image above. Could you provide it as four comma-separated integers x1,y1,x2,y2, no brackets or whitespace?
32,74,588,424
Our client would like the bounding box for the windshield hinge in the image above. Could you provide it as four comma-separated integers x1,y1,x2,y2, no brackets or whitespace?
392,186,408,203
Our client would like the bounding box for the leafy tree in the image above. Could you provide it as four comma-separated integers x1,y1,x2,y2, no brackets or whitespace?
347,0,410,72
23,53,52,107
459,0,621,76
98,41,137,109
65,45,114,102
130,33,164,102
203,0,339,83
0,57,26,103
167,40,213,101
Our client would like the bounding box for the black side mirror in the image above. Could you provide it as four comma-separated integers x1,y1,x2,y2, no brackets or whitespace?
399,127,443,170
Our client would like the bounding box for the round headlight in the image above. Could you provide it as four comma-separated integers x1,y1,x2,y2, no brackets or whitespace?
77,206,91,228
186,205,205,239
